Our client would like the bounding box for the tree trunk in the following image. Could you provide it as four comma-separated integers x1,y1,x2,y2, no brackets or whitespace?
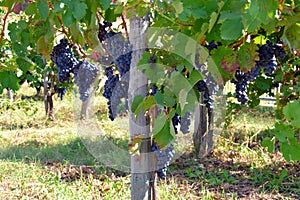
129,15,156,200
193,95,214,158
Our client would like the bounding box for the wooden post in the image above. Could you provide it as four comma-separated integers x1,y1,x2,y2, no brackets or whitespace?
129,15,156,200
193,94,214,158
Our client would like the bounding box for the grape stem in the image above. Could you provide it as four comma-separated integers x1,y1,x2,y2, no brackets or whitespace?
121,14,129,39
0,7,11,44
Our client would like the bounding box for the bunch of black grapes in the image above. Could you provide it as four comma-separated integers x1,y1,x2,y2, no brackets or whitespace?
103,67,121,120
50,39,80,82
100,23,133,120
257,40,285,75
231,40,285,104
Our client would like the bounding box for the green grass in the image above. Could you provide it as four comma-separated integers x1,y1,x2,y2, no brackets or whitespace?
0,85,299,199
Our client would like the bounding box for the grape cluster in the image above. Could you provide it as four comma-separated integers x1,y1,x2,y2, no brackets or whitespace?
257,40,285,75
103,67,120,120
103,31,132,76
232,70,249,104
149,84,158,96
74,60,99,101
100,25,133,120
172,112,180,134
205,40,222,52
51,39,80,82
152,142,175,179
230,41,285,104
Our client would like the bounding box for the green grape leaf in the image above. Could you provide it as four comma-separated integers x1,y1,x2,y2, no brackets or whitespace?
281,138,300,161
0,71,20,91
164,94,175,107
37,36,52,60
70,22,86,46
37,0,49,20
105,8,118,23
25,2,37,15
284,24,300,52
62,8,75,27
244,12,261,33
237,42,258,72
16,57,33,72
99,0,111,10
262,137,274,153
208,12,218,33
191,7,207,19
73,2,87,20
0,0,15,10
137,5,149,17
189,70,204,86
154,91,164,107
220,17,243,40
167,71,192,99
131,95,144,113
134,96,156,118
283,100,300,128
178,7,192,21
153,118,175,149
274,123,295,142
172,0,183,15
249,0,279,25
152,112,167,136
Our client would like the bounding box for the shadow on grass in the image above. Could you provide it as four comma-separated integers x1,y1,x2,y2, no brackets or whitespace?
0,135,130,177
168,152,300,199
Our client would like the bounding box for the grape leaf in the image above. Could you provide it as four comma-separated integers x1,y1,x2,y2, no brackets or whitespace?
244,12,261,33
220,17,243,40
283,100,300,128
238,42,258,72
153,119,175,149
37,0,49,20
191,7,207,19
152,112,167,136
37,36,52,59
25,2,37,15
0,71,20,91
16,57,33,72
154,91,164,107
134,96,156,118
274,123,295,142
0,0,17,10
262,137,274,153
70,22,86,46
73,2,87,20
208,12,218,33
284,24,300,52
172,0,183,15
281,138,300,161
99,0,111,10
249,0,279,25
131,95,144,113
62,8,75,27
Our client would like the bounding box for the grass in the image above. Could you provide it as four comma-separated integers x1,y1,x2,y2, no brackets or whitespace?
0,84,299,199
